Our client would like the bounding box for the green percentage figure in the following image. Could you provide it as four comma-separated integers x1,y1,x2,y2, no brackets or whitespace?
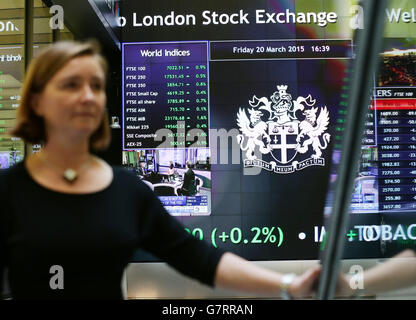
262,227,277,243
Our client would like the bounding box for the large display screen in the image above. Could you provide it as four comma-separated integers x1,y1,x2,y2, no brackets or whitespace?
119,0,416,261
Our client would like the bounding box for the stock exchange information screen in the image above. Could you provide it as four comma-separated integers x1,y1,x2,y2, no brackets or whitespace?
119,0,416,261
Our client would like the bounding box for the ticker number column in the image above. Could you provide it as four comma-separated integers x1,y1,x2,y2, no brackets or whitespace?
375,88,416,211
123,42,210,149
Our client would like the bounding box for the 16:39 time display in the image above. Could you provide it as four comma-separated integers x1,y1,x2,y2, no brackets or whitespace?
311,45,331,52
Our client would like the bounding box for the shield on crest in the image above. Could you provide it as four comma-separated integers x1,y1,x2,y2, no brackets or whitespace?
268,121,299,164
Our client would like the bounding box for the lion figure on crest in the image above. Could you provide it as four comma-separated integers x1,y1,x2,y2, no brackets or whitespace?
236,108,271,160
296,106,331,159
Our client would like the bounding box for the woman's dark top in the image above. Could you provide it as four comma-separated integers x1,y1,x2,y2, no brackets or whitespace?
0,162,224,299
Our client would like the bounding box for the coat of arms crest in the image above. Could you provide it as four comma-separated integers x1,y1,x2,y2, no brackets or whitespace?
236,85,331,174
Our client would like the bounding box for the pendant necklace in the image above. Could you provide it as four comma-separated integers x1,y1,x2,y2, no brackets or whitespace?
63,168,79,183
61,157,92,183
37,152,92,184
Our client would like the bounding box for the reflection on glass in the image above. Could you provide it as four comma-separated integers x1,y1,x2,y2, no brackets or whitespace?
331,0,416,299
0,1,25,169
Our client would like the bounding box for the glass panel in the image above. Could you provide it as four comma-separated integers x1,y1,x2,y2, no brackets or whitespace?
33,1,73,46
0,0,25,169
328,0,416,299
0,0,74,167
31,2,74,154
34,2,53,46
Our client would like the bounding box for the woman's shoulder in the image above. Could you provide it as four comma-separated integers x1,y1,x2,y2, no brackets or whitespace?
110,166,157,204
111,165,152,191
111,164,136,179
0,162,25,182
0,162,26,199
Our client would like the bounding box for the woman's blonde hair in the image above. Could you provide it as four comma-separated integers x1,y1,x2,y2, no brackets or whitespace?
11,40,111,151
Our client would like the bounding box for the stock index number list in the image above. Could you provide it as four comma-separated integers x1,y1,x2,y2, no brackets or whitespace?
363,88,416,212
123,42,210,149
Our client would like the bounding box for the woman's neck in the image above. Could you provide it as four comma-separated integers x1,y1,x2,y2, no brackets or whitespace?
37,139,91,169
